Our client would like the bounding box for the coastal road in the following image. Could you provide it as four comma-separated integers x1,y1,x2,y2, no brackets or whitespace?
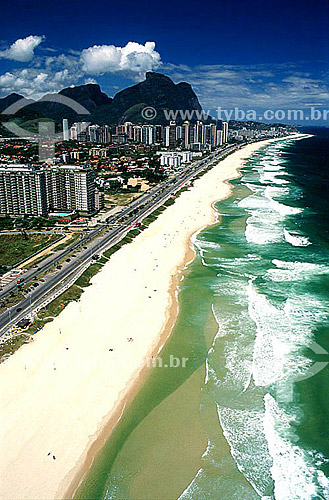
0,144,237,336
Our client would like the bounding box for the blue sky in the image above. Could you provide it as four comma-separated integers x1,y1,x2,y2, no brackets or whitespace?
0,0,329,123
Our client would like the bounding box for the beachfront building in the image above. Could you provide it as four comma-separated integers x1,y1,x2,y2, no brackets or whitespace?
45,165,95,214
160,154,181,168
0,165,48,216
159,151,192,167
0,164,96,217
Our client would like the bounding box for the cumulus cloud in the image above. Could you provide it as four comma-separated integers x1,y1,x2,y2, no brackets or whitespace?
80,41,161,79
0,68,77,99
0,35,44,62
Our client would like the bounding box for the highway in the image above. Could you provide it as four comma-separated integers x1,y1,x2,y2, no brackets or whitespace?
0,144,237,336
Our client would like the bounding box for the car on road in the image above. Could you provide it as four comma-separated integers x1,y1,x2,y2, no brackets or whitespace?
40,279,45,282
16,307,22,312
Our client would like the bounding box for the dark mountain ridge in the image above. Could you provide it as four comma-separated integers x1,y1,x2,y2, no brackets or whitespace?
0,72,207,127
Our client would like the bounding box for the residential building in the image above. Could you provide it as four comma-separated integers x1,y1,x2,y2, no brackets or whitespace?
216,130,223,146
45,165,95,213
0,165,47,216
133,126,142,143
142,125,155,145
62,119,69,141
222,121,229,142
94,188,104,210
159,152,182,168
164,121,177,148
182,121,190,149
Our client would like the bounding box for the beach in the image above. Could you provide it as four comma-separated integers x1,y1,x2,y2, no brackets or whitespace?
0,136,302,500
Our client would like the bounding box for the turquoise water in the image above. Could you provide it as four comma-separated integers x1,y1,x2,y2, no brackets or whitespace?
77,135,329,500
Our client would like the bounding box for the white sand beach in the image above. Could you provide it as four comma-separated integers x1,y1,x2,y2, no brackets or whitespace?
0,136,302,500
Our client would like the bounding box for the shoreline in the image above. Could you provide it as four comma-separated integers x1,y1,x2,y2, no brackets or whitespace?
0,134,307,500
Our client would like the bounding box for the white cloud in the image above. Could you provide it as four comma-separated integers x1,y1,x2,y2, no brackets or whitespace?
0,35,44,62
80,41,161,79
0,68,77,99
164,63,329,111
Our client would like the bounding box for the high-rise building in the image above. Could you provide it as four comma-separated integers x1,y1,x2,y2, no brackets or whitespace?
142,125,155,145
182,121,190,149
176,126,182,141
204,124,217,147
70,125,78,141
165,121,177,149
94,188,104,211
0,165,47,216
116,124,126,135
222,121,229,142
133,126,142,143
216,130,223,146
99,125,110,144
194,121,205,144
45,165,95,213
62,119,69,141
155,125,163,142
88,125,101,143
124,122,133,139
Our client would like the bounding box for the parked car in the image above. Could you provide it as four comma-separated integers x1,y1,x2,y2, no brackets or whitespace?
66,258,71,262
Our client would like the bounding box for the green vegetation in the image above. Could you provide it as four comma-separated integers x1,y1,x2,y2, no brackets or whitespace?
0,216,57,230
0,334,30,361
0,233,61,271
74,263,103,288
52,232,79,252
37,285,83,320
0,291,25,315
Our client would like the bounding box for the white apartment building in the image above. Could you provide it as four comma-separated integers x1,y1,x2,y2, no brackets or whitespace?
0,165,47,216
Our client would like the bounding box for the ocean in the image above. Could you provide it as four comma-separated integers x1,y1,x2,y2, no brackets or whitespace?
77,132,329,500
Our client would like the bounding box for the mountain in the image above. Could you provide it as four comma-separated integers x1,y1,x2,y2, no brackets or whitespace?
0,93,27,113
26,84,112,123
0,73,208,129
91,72,205,125
59,84,112,110
0,93,40,136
